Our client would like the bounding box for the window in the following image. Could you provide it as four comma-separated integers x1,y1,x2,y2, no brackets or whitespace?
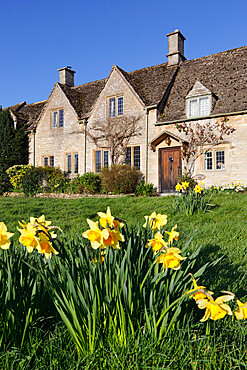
204,150,225,171
94,150,109,173
67,154,72,173
216,151,225,170
74,154,79,173
43,155,54,167
108,96,124,117
53,112,57,128
125,146,140,170
59,109,64,127
52,109,64,127
204,152,213,170
187,96,210,118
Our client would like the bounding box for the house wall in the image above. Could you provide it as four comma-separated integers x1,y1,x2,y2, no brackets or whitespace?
86,68,146,173
29,84,84,175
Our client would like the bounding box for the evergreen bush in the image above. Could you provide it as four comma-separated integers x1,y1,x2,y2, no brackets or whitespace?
101,165,141,194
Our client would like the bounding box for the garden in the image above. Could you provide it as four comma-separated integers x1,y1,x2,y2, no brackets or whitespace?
0,188,246,369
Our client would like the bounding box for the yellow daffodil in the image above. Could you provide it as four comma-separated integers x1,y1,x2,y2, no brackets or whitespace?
146,231,168,254
185,277,214,302
194,185,202,194
181,181,190,189
82,219,109,249
38,231,59,259
143,212,167,230
175,183,183,192
98,206,115,228
155,247,186,270
196,295,233,321
234,300,247,320
0,222,14,250
103,228,125,250
30,215,52,228
17,223,39,253
165,225,179,245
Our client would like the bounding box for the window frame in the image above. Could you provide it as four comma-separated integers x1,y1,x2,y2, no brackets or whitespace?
186,95,211,118
65,153,79,174
52,108,64,128
203,149,226,171
42,155,54,167
125,146,140,170
93,149,109,173
108,96,124,118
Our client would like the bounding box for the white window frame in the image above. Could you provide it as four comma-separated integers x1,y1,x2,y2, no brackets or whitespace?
203,149,226,171
186,95,211,118
42,155,54,167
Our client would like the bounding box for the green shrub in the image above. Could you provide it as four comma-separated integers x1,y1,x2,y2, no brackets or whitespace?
68,173,101,194
135,181,158,197
21,166,43,196
101,165,141,194
6,164,33,189
41,166,69,193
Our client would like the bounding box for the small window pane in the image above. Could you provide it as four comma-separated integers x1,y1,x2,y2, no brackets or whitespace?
67,154,71,173
95,151,102,173
118,97,123,116
74,154,78,173
199,97,210,116
109,98,115,118
125,147,131,166
49,156,54,167
189,99,198,117
204,152,213,170
53,112,57,127
59,109,64,127
103,151,109,168
216,151,225,170
44,157,48,166
134,146,140,170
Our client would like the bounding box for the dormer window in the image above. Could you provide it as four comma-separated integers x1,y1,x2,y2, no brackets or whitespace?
188,96,210,118
186,81,212,118
109,96,124,117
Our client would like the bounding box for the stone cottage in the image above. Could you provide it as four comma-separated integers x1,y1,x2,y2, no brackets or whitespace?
7,29,247,192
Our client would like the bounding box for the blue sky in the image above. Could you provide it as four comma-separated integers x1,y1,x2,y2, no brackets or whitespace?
1,0,247,108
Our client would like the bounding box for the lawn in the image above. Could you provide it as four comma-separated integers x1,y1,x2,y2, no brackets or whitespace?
0,192,246,369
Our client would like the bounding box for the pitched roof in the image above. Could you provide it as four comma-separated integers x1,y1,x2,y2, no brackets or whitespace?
16,101,47,129
4,101,26,113
159,46,247,122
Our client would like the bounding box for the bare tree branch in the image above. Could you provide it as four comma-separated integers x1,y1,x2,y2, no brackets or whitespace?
87,115,143,164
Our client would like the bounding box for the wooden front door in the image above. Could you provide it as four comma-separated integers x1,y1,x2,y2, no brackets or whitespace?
159,147,182,192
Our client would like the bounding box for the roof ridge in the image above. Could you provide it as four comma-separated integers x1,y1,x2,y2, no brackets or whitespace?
72,77,107,90
183,45,247,64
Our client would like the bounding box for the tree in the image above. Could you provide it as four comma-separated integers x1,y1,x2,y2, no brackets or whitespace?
87,115,142,164
176,117,235,176
0,109,28,192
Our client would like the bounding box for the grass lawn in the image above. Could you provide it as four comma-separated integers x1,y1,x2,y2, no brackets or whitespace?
0,191,247,369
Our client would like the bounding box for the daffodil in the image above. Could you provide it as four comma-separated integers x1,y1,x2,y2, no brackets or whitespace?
194,184,202,194
175,183,183,192
0,222,14,250
234,300,247,320
30,215,52,228
82,219,109,249
181,181,189,189
165,224,179,245
38,231,59,259
143,212,167,230
146,231,168,254
155,247,186,270
17,223,39,253
103,227,125,249
196,295,233,321
185,277,214,302
98,206,115,228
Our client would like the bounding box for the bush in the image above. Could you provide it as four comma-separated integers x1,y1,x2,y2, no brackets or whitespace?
68,173,101,194
6,164,33,189
135,181,158,197
177,173,197,190
21,166,43,196
101,165,141,194
40,166,69,193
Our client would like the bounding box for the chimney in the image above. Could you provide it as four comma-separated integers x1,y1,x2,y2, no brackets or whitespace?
58,66,76,87
166,29,186,66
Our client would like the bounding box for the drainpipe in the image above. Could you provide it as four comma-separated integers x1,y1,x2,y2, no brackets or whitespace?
144,105,157,183
32,129,36,166
83,119,87,174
